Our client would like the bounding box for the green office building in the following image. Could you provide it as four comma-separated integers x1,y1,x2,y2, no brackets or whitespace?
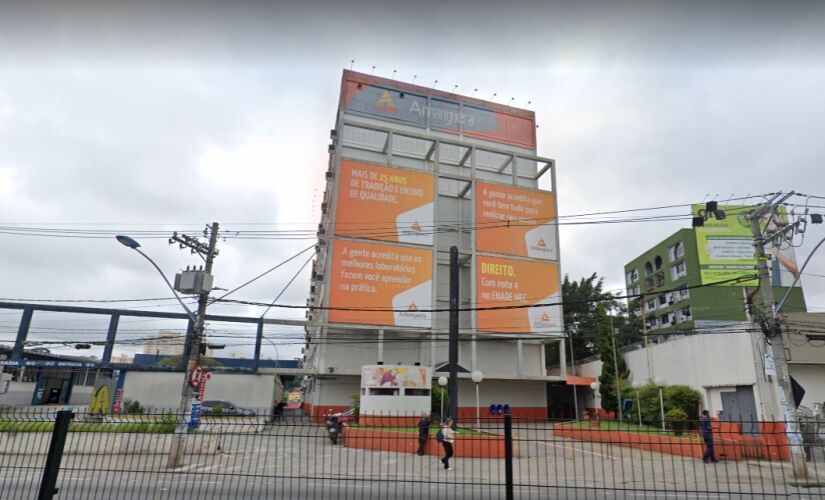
624,221,806,334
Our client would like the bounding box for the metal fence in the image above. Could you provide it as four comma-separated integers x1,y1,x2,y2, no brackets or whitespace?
1,409,823,499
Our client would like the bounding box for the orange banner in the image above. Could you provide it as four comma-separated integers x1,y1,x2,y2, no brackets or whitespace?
329,241,433,327
335,161,435,246
476,256,561,335
476,182,557,260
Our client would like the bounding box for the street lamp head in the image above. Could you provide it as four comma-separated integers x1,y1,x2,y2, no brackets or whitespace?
631,380,643,389
590,381,600,391
654,377,665,387
471,370,484,384
116,235,141,249
437,376,448,387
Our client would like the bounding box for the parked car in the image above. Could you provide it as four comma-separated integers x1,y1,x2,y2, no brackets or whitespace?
200,400,256,417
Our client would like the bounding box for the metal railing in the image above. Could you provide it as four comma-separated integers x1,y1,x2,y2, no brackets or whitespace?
1,409,823,499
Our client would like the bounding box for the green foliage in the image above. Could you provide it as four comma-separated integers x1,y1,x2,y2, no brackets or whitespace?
210,404,224,416
431,385,449,418
665,408,689,435
158,356,223,368
350,393,360,418
631,383,701,427
122,399,144,415
664,385,701,422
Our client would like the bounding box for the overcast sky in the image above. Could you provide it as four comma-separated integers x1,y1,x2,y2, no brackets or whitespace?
1,1,824,360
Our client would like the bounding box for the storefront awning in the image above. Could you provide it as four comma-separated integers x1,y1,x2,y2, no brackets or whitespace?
566,375,595,386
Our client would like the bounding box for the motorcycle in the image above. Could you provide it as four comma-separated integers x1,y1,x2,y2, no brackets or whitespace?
325,414,342,445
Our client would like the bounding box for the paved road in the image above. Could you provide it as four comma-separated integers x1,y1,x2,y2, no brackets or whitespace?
1,421,823,499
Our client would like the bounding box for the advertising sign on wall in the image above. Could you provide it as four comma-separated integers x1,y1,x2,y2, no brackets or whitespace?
476,256,561,335
476,182,557,260
339,70,536,149
693,204,800,287
361,365,432,389
329,241,433,327
335,161,435,246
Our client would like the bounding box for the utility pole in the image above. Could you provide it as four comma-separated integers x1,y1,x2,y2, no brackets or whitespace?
609,308,623,422
167,222,220,468
448,246,459,428
748,201,808,479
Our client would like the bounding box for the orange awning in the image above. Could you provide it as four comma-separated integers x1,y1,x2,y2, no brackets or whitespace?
566,375,596,386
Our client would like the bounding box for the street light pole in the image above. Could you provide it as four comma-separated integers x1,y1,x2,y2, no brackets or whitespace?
437,376,448,421
117,222,220,469
471,371,483,428
632,380,643,426
654,377,665,431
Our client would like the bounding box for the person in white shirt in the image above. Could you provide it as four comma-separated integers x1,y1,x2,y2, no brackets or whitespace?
440,418,456,470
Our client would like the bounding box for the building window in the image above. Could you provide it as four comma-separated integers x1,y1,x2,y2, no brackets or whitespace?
660,313,671,326
671,261,687,281
645,277,655,291
654,255,663,271
681,305,692,320
645,299,656,313
626,268,639,285
655,271,666,287
678,285,690,300
658,294,667,307
627,284,640,298
644,261,654,276
668,241,685,262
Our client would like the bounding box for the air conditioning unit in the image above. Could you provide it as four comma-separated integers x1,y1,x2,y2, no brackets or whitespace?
668,301,674,306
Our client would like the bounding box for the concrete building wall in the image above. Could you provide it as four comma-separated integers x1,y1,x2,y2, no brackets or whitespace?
122,372,276,412
789,364,825,408
3,381,36,405
69,385,92,405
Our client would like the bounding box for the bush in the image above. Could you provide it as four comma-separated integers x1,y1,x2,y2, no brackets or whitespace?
665,408,688,435
632,384,701,428
123,399,144,415
664,385,701,423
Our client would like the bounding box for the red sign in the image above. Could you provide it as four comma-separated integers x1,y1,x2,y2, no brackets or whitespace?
112,388,124,414
196,370,212,401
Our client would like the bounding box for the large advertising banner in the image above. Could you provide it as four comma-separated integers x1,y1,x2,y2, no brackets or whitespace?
694,204,800,287
476,256,561,334
329,240,433,327
339,70,536,149
361,365,432,389
476,182,557,260
335,161,435,246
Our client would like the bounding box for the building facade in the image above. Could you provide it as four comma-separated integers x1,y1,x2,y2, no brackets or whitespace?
624,225,806,335
302,70,565,419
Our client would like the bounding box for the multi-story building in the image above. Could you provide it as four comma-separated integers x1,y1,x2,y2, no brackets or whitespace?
143,331,184,357
624,223,806,335
302,70,565,419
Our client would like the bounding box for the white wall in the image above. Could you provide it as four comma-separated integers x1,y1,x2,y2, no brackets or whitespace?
122,372,277,412
2,381,36,405
789,364,825,408
69,386,92,405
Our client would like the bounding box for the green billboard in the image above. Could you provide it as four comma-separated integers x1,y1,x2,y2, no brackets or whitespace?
693,204,799,287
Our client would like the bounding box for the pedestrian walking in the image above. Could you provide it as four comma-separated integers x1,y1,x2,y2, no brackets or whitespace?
700,410,718,463
416,413,431,456
438,418,456,470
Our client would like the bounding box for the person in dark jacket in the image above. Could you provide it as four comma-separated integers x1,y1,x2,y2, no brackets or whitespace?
700,410,718,463
416,413,431,455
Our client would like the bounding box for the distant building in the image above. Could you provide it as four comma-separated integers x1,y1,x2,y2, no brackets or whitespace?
109,353,134,364
623,222,806,335
143,331,184,356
